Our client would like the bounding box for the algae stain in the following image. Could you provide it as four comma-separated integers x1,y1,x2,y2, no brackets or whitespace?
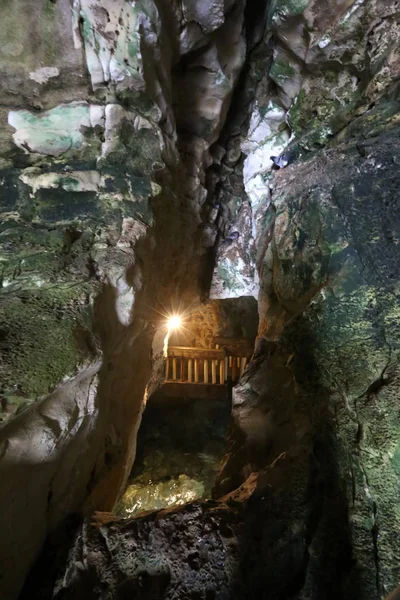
269,59,296,86
42,0,57,64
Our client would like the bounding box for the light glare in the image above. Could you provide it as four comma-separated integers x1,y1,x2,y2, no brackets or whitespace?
168,315,181,330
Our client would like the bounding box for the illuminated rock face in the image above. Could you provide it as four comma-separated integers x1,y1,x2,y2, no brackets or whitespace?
209,0,400,300
0,1,247,597
1,0,400,599
214,118,400,596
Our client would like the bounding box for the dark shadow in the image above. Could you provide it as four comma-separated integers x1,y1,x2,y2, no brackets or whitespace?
222,319,364,600
19,514,83,600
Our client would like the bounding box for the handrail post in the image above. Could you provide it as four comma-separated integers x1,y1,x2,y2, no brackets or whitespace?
188,359,193,383
219,360,224,384
172,358,177,381
180,357,185,382
204,359,209,384
194,359,199,383
211,360,217,384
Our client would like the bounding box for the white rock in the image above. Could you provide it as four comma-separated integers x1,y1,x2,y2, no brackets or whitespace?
28,67,60,85
19,169,101,194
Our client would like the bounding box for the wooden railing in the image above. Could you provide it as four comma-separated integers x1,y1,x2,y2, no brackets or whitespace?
164,345,249,385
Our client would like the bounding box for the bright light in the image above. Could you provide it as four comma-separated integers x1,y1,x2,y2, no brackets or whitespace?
163,314,183,357
168,315,182,330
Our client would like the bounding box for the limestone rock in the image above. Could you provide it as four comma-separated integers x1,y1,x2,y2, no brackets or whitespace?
0,1,250,597
210,1,400,598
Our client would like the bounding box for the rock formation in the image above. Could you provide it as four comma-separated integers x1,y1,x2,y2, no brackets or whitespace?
0,0,399,598
0,1,247,595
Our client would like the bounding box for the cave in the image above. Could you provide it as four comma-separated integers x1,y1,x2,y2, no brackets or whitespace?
0,1,400,599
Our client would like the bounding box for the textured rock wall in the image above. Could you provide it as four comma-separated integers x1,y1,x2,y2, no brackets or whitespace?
0,1,248,597
0,364,102,596
212,0,400,597
210,0,400,301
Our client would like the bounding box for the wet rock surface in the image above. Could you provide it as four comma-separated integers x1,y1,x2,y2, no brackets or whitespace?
208,1,400,598
23,500,246,600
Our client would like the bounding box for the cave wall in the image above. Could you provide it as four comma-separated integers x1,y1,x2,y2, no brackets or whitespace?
210,0,400,302
212,0,400,597
0,1,248,597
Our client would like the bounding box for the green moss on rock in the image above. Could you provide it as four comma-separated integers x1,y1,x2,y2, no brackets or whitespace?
269,0,309,22
0,285,97,399
269,60,296,87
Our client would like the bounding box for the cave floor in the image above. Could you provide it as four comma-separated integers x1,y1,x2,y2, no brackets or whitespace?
116,395,231,517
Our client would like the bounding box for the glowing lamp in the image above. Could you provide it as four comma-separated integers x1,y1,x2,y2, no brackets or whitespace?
168,315,181,330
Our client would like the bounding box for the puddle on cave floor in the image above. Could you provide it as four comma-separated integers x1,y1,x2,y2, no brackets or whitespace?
117,395,231,518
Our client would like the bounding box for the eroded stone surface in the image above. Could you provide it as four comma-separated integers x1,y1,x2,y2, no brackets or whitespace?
210,0,400,301
206,2,400,598
215,82,400,600
0,0,249,597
